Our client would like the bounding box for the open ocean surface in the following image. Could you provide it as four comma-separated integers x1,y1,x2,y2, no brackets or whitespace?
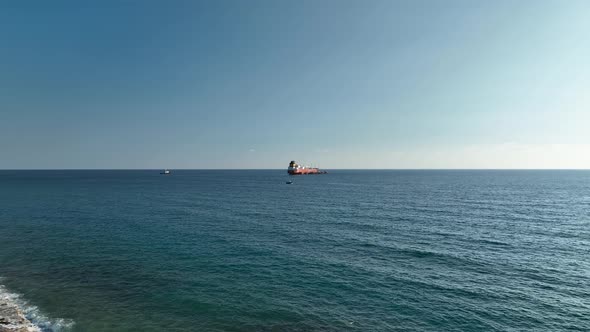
0,170,589,331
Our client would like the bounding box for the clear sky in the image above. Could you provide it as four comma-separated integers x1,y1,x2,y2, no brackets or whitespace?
1,0,589,169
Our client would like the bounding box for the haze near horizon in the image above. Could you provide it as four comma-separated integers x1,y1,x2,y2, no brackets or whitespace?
1,0,589,169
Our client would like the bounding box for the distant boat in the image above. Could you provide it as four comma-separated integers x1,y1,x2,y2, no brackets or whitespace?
286,180,293,184
160,169,171,175
287,160,326,175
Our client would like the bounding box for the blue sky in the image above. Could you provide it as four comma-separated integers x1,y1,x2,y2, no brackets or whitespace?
1,0,589,169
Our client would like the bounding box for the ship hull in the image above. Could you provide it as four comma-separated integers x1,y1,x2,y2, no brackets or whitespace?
288,168,325,175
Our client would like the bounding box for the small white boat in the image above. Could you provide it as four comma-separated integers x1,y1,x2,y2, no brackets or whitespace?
160,169,171,175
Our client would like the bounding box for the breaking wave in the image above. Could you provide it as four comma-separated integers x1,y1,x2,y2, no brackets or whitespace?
0,282,74,332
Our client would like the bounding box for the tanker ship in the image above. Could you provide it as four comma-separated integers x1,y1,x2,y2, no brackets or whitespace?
287,161,327,175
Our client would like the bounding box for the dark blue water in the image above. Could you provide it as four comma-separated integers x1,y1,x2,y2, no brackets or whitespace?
0,170,589,331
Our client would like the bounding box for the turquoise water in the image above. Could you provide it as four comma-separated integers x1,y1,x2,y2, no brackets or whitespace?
0,170,589,331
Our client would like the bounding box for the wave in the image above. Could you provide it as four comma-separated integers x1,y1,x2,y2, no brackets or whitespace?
0,282,74,332
474,238,512,247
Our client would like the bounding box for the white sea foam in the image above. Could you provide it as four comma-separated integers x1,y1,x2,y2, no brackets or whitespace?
0,282,74,332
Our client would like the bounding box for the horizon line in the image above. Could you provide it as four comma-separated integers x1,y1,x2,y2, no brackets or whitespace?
1,168,589,171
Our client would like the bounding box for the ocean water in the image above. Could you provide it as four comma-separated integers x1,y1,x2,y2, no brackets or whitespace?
0,170,589,331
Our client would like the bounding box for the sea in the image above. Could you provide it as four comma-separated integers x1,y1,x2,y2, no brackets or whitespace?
0,170,588,331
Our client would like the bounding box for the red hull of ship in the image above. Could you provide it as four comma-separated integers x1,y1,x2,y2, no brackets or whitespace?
288,168,324,175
